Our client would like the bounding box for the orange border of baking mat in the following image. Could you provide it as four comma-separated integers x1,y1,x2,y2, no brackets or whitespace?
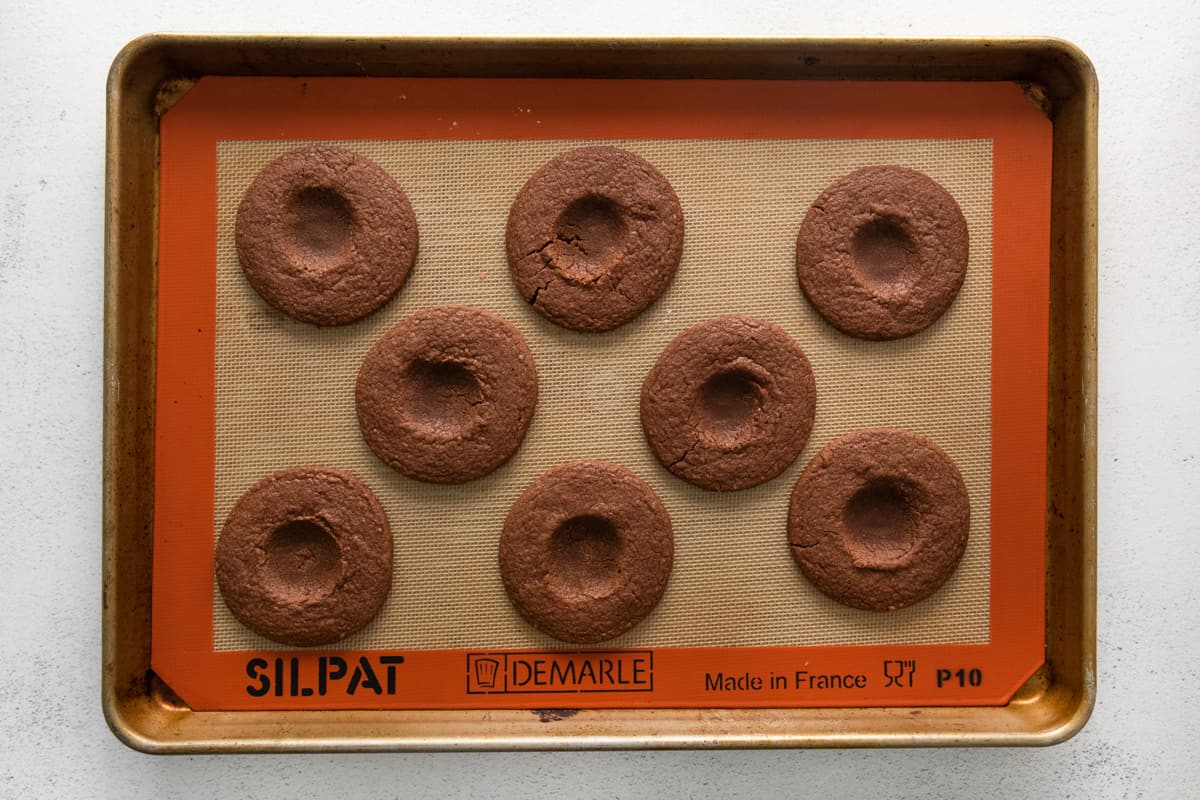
153,77,1051,711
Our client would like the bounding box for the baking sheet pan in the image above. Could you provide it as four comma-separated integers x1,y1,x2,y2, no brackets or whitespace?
102,35,1096,751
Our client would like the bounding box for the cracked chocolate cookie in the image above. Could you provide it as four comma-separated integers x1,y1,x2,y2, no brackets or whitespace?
500,460,673,643
215,466,393,647
788,428,970,611
795,165,968,340
236,144,419,326
356,306,537,484
640,316,816,492
506,146,684,332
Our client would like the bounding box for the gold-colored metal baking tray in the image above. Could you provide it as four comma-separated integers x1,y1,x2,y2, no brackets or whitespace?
102,34,1096,752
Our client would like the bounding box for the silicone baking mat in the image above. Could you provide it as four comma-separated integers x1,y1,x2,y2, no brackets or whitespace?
152,77,1050,710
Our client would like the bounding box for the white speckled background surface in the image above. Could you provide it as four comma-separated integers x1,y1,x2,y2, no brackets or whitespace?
2,0,1196,796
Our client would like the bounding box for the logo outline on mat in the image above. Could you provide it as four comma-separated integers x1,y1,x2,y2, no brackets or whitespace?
466,651,654,694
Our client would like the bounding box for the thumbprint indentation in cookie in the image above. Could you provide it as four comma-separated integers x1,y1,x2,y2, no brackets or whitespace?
698,367,766,443
286,186,355,266
265,519,343,599
850,216,918,294
399,359,485,435
551,515,624,594
842,478,917,569
549,194,628,283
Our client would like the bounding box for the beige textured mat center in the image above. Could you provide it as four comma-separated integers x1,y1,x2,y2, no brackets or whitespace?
213,137,992,652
